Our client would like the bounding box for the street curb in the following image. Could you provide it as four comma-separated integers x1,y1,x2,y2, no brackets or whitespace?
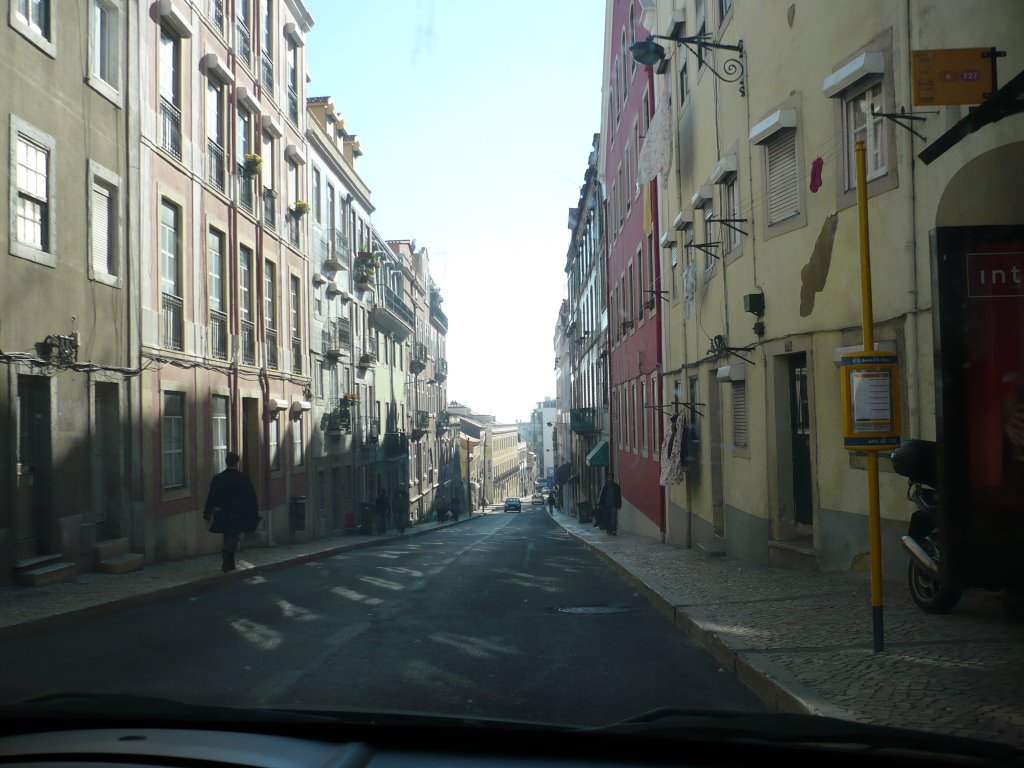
553,515,855,722
0,516,481,643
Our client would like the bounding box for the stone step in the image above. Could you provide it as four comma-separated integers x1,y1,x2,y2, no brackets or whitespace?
94,537,130,561
14,553,64,572
97,552,145,575
14,562,78,587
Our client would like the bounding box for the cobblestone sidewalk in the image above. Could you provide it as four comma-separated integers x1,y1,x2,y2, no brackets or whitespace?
549,509,1024,748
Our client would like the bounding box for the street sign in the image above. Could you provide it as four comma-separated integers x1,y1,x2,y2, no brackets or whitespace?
840,351,901,451
912,48,993,105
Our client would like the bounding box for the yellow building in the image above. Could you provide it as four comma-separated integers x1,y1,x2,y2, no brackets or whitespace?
641,0,1023,576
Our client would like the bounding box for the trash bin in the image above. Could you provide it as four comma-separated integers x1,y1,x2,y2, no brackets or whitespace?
288,495,306,531
359,502,375,534
576,501,590,523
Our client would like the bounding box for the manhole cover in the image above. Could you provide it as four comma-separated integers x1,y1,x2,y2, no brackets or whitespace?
555,605,631,615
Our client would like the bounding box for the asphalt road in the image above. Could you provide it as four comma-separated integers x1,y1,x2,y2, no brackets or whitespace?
0,508,765,726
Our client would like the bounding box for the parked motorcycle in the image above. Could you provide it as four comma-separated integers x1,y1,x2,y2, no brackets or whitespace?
892,439,1024,617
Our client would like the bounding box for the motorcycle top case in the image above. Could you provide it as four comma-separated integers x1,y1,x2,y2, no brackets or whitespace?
891,439,938,488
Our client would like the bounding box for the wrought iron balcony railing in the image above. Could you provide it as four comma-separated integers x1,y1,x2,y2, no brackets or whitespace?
288,85,298,123
322,318,350,357
435,357,448,381
430,294,448,333
207,139,225,192
236,21,251,67
379,283,415,329
416,410,430,429
262,190,276,231
291,336,303,374
238,163,254,213
207,0,224,31
570,407,601,435
209,309,228,359
409,341,428,374
161,292,183,351
261,51,274,95
266,327,278,369
241,319,256,365
160,98,182,161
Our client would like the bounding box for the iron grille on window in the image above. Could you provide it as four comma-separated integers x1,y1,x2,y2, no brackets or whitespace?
236,20,251,67
266,327,278,369
262,190,276,231
207,0,224,30
261,51,274,95
288,85,298,122
207,139,226,192
160,98,182,161
241,319,256,365
209,309,228,359
161,293,183,351
238,163,254,213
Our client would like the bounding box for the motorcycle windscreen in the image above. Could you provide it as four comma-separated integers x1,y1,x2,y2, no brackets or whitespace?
933,226,1024,590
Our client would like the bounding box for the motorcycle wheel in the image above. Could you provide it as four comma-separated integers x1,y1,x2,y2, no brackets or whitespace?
907,559,962,614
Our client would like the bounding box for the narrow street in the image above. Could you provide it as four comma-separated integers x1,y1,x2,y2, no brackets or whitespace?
0,509,764,726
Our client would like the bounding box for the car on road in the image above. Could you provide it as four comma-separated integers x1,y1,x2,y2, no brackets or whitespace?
504,497,522,512
531,492,546,504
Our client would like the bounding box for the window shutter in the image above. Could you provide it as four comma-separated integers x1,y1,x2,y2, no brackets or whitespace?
766,130,799,225
732,382,748,448
91,182,112,276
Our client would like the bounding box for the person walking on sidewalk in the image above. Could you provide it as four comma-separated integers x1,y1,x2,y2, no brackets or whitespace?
374,488,391,535
203,452,259,572
547,490,556,515
598,472,622,536
393,485,409,535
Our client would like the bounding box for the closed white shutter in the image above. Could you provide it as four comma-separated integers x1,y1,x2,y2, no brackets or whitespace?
766,130,799,225
91,182,112,276
732,381,748,448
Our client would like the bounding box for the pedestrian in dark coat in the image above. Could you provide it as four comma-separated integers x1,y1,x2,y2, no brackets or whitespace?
547,491,556,515
598,472,622,536
374,488,391,535
393,485,410,535
203,452,259,572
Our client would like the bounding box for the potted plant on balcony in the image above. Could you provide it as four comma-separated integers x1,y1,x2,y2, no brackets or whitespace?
291,199,311,218
354,252,379,290
324,399,353,437
241,153,262,179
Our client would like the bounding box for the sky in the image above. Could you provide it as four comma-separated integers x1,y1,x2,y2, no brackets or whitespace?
303,0,606,423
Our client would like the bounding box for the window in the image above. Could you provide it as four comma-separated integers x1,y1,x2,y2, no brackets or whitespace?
239,247,252,323
695,0,707,68
719,0,732,22
208,228,227,359
293,416,304,467
268,415,280,470
162,392,185,489
206,0,224,31
261,0,273,93
722,177,740,253
159,199,183,350
702,204,715,274
11,0,53,54
765,129,799,224
262,132,276,228
90,0,120,97
212,396,229,472
287,160,299,245
287,39,299,123
89,164,120,285
291,275,302,374
159,27,181,160
11,119,56,266
732,381,748,449
236,0,251,67
237,107,253,211
844,80,886,188
206,80,226,192
312,168,321,223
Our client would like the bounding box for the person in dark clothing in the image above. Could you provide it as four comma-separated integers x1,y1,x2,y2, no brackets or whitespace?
547,490,556,515
450,493,461,521
375,488,391,535
598,472,622,536
203,452,259,572
393,485,410,535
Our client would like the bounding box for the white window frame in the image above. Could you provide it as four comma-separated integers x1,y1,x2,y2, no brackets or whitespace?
764,128,800,225
88,160,122,287
720,176,740,254
10,0,55,57
88,0,121,105
9,117,57,267
843,79,887,190
293,415,304,467
269,413,281,471
212,395,229,472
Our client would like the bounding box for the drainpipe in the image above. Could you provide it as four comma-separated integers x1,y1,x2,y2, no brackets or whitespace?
901,0,922,439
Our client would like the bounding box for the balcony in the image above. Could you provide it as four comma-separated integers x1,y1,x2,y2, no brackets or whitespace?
209,309,228,359
262,189,277,231
288,84,298,123
322,318,350,357
266,327,278,369
409,341,428,374
382,432,409,458
236,21,251,67
261,52,274,95
321,228,348,270
370,283,414,341
292,336,303,374
357,343,376,368
241,319,256,365
434,357,448,382
207,140,226,192
238,164,254,214
416,410,430,429
570,407,601,435
160,98,182,161
161,293,183,351
430,292,448,334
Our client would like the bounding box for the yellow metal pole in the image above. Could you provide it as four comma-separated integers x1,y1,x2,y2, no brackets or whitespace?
856,139,884,652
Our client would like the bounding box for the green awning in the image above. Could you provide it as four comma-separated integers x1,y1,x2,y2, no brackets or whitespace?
586,440,609,467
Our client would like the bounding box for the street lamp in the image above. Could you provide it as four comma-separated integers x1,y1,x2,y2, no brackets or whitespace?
630,32,744,94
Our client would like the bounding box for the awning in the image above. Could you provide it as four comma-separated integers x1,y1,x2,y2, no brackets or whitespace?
554,462,573,484
586,440,609,467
